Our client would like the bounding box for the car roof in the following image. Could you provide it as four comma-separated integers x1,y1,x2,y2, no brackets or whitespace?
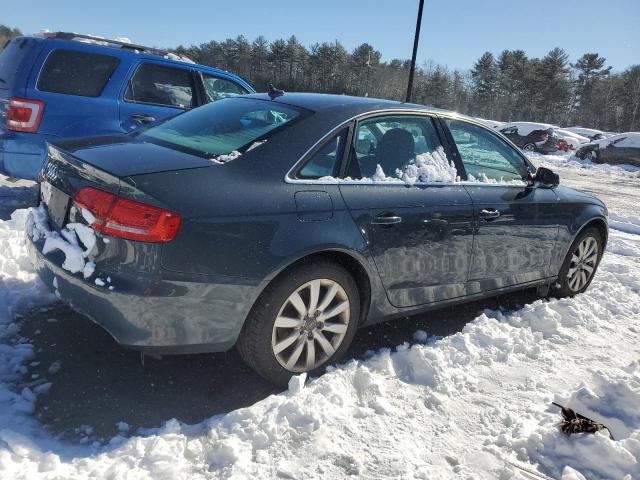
17,34,246,82
243,92,461,121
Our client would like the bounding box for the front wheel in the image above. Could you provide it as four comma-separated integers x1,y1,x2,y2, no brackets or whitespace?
237,260,360,386
522,143,536,152
585,150,599,163
553,227,603,298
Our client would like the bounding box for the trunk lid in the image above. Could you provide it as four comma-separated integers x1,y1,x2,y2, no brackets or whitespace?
52,134,213,178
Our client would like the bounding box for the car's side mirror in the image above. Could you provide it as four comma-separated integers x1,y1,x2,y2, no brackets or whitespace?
534,167,559,188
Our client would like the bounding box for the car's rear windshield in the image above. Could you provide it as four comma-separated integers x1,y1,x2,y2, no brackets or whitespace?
0,38,31,90
139,97,309,158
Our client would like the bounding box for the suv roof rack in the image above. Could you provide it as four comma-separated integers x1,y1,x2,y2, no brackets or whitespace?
44,32,160,52
41,32,194,63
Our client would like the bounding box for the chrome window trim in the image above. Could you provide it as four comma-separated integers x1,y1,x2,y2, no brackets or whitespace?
284,108,531,186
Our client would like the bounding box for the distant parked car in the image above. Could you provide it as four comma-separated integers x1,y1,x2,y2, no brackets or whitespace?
575,132,640,166
563,127,606,141
497,122,558,154
0,32,254,180
554,128,590,151
27,93,608,385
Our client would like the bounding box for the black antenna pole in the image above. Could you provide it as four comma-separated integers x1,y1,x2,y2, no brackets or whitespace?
405,0,425,103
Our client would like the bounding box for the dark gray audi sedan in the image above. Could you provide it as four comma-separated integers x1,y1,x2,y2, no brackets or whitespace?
27,93,608,385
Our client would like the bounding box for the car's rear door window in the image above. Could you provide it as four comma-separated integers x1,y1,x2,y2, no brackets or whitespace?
37,49,120,97
445,118,528,182
202,74,248,102
140,97,308,158
125,62,194,109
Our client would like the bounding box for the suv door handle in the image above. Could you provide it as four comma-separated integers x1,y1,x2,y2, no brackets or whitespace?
371,214,402,225
479,208,500,220
131,114,156,123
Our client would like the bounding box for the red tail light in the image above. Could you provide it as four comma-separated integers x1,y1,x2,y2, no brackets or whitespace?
74,187,181,242
7,98,44,133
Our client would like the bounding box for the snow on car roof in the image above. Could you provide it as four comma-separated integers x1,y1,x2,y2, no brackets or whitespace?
563,126,604,137
498,122,555,136
590,132,640,148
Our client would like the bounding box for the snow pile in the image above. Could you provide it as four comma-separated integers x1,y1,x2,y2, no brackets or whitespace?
210,150,242,164
516,365,640,480
0,210,55,442
26,205,97,279
321,147,527,185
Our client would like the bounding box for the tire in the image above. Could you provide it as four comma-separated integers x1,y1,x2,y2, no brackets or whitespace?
586,150,600,163
553,227,603,298
236,260,361,386
522,143,536,153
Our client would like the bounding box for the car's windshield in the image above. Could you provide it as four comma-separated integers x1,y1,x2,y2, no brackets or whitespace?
139,97,308,158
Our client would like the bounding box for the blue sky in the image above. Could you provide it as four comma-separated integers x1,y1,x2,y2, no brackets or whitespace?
4,0,639,71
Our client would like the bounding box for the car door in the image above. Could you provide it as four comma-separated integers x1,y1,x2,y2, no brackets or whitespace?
337,114,475,307
442,118,560,293
118,61,197,132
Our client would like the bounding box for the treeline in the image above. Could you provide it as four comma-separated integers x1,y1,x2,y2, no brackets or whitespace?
2,25,639,131
0,24,22,47
175,37,640,132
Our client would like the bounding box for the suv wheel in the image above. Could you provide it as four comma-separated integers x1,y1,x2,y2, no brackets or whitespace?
237,260,360,386
553,227,603,298
523,143,536,152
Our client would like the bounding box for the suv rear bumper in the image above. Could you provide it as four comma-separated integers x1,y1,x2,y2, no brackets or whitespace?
27,234,257,354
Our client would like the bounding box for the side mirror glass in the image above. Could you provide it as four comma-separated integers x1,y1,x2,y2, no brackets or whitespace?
534,167,559,188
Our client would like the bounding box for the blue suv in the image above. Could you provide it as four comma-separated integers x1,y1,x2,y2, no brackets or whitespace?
0,32,254,180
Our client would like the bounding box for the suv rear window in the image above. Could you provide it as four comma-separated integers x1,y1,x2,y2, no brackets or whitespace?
140,97,308,158
0,38,31,90
125,63,194,108
37,49,119,97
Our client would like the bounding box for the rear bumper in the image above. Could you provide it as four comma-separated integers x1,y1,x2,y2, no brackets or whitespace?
27,235,258,354
0,133,56,180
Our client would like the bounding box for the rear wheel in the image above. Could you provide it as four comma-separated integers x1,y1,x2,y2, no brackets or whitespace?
553,227,603,298
523,143,536,152
237,260,360,386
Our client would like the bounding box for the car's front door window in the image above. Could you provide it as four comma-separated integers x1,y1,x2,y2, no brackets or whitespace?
446,119,528,182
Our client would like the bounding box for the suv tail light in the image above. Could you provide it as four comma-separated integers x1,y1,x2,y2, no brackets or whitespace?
7,98,44,133
73,187,181,242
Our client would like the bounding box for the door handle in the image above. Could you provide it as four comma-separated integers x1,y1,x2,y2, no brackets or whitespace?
131,114,156,123
479,208,500,220
371,214,402,225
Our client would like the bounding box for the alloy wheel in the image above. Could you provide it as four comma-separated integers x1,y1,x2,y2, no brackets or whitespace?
271,279,350,372
567,235,599,292
523,143,536,152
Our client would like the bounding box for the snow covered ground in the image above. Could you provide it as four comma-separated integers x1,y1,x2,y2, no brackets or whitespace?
0,153,638,479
